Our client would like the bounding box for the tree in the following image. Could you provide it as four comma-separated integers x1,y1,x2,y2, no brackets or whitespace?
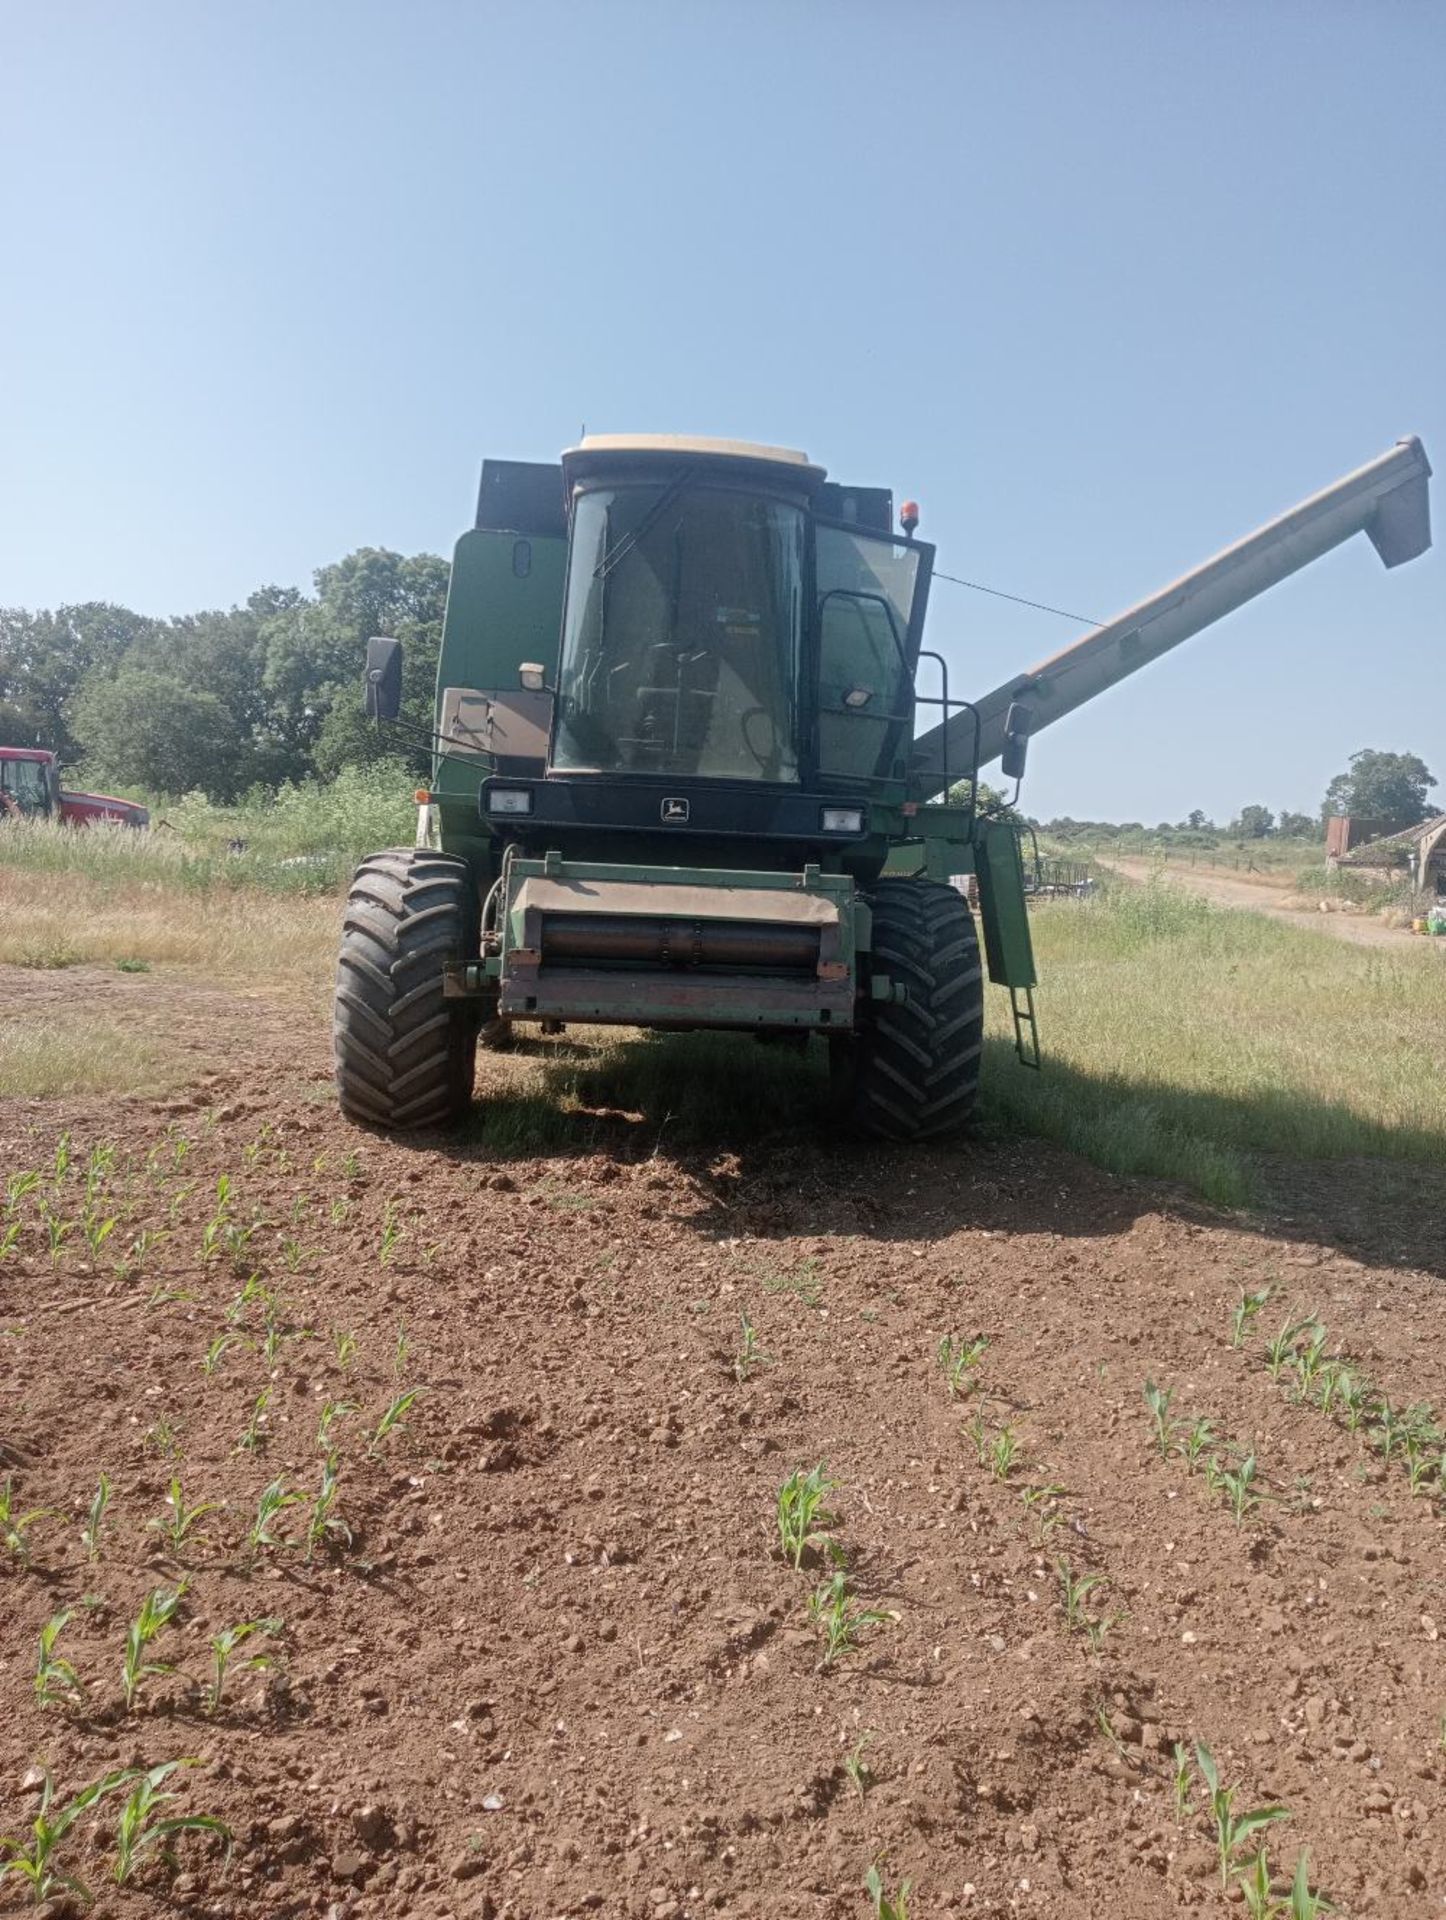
0,602,158,760
1322,749,1437,834
72,667,243,797
1230,804,1275,839
1277,809,1315,839
1183,809,1213,831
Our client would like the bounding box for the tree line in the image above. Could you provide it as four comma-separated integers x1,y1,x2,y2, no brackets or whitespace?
0,548,444,799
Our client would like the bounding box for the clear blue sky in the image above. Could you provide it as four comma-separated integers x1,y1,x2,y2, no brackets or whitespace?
3,1,1441,823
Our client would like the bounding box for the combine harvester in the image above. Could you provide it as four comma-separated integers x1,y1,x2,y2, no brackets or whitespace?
335,433,1431,1139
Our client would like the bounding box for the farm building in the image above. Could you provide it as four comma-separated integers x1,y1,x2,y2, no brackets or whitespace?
1338,811,1446,902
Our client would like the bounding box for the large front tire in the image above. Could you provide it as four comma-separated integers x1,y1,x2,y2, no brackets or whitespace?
843,877,985,1141
334,848,479,1129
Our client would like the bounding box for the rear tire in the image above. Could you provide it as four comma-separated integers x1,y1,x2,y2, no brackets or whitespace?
334,848,479,1129
844,877,984,1141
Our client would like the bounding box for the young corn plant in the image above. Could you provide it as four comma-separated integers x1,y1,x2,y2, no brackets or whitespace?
379,1202,404,1268
937,1333,988,1398
733,1312,772,1383
150,1477,222,1554
988,1426,1021,1481
807,1571,890,1666
1229,1285,1274,1349
864,1864,912,1920
80,1211,117,1262
1,1477,54,1563
1171,1741,1193,1824
1238,1846,1277,1920
207,1618,283,1713
964,1407,990,1466
1056,1557,1107,1635
38,1203,75,1268
332,1328,358,1371
1289,1322,1330,1404
304,1454,352,1561
1217,1451,1262,1529
0,1219,22,1262
370,1387,424,1454
317,1398,358,1451
776,1465,840,1570
112,1760,232,1885
236,1387,272,1455
1264,1317,1308,1384
1143,1379,1177,1457
34,1611,84,1708
1021,1482,1067,1541
82,1472,111,1561
1337,1370,1372,1434
1282,1849,1334,1919
392,1321,410,1379
1177,1416,1218,1467
1370,1399,1405,1463
5,1169,41,1212
0,1768,138,1907
202,1331,249,1378
248,1481,303,1556
842,1730,875,1802
121,1583,187,1711
1195,1742,1290,1889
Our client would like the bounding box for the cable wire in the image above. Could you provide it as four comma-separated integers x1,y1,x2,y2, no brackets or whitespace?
932,568,1103,629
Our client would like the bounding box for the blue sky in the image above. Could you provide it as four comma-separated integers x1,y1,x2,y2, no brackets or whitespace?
3,1,1441,823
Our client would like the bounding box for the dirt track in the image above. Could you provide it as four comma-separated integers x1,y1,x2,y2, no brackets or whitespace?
1102,858,1441,953
3,963,1445,1919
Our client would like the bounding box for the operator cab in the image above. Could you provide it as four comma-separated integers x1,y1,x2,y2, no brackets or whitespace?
553,435,932,800
0,752,56,820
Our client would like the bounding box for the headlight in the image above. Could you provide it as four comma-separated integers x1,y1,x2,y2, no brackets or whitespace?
487,788,533,815
821,806,864,834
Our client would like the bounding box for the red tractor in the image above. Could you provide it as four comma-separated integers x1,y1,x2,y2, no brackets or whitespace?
0,747,149,829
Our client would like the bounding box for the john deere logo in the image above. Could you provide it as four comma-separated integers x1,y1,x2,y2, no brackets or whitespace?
661,797,690,824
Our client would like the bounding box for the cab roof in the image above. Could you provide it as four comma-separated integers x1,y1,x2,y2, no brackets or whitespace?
562,434,826,490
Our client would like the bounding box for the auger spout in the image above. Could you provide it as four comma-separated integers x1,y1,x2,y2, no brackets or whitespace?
912,434,1432,794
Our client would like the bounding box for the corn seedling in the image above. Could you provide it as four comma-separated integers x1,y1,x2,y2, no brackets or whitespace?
5,1170,41,1212
937,1332,988,1397
1289,1322,1330,1403
1195,1742,1290,1889
1022,1482,1067,1539
1143,1378,1177,1457
330,1197,349,1226
236,1387,271,1454
379,1202,404,1268
1403,1436,1439,1497
121,1582,187,1710
1264,1317,1307,1383
864,1864,912,1920
0,1768,138,1907
1,1477,54,1562
112,1760,232,1885
317,1399,358,1450
1056,1557,1106,1634
248,1481,303,1555
82,1472,111,1561
1370,1399,1404,1463
1230,1285,1274,1348
80,1212,117,1260
733,1311,771,1383
34,1611,83,1708
225,1270,272,1324
150,1476,222,1553
51,1131,73,1191
1083,1608,1122,1653
202,1331,248,1377
1172,1740,1192,1824
115,1227,165,1282
1238,1846,1277,1920
370,1387,424,1453
807,1570,890,1665
964,1407,989,1465
1283,1849,1335,1919
332,1327,358,1371
1177,1416,1218,1466
38,1204,74,1267
207,1617,283,1712
989,1426,1021,1481
392,1320,410,1378
0,1220,21,1261
1218,1451,1262,1528
305,1454,352,1561
145,1414,182,1459
342,1150,362,1179
842,1730,875,1801
776,1464,839,1569
1337,1371,1372,1433
279,1235,314,1273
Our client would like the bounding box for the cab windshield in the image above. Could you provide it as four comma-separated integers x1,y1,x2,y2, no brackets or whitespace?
554,483,805,783
0,757,50,817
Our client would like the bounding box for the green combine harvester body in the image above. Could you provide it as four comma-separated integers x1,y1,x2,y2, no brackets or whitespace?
335,432,1431,1139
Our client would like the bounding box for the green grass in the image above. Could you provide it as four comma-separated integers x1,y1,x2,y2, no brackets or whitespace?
979,882,1446,1206
0,1015,183,1098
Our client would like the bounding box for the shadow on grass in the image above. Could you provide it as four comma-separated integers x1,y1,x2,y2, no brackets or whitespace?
384,1026,1446,1282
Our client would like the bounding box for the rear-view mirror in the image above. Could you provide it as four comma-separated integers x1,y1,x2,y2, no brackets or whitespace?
1000,700,1032,781
364,636,403,721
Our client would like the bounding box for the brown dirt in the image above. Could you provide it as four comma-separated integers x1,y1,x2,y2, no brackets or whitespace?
1101,859,1443,954
3,963,1444,1920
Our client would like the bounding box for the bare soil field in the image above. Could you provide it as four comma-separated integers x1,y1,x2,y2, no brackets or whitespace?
3,963,1445,1920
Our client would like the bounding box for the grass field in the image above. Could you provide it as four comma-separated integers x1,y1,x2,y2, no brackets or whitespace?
4,818,1442,1206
